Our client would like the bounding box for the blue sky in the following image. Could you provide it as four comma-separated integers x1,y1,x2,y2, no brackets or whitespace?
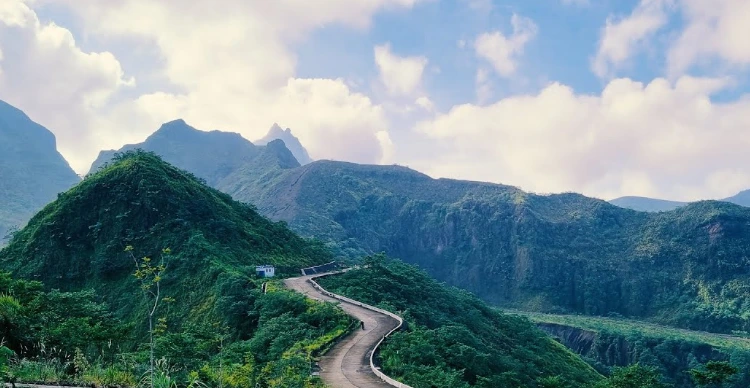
2,0,750,201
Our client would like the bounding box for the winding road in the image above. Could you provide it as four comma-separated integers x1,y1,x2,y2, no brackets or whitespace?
284,274,400,388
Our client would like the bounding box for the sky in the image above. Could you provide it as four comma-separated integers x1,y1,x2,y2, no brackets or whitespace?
1,0,750,201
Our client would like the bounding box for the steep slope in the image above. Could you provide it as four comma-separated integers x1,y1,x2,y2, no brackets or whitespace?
0,100,79,241
525,312,750,388
0,150,330,332
724,189,750,207
609,196,687,212
317,259,603,387
255,123,313,165
220,160,750,335
89,119,261,186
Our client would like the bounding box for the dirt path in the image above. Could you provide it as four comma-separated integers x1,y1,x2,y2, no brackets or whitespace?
284,275,399,388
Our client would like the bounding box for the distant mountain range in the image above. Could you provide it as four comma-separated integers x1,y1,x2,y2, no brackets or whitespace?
610,190,750,212
3,101,750,337
80,118,750,335
0,100,79,242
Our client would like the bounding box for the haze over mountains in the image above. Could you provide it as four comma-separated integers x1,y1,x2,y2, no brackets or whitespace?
254,123,313,165
610,191,750,212
0,100,79,241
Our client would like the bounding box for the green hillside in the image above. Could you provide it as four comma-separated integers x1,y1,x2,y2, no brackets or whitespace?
1,150,329,325
82,130,750,336
0,150,351,387
317,257,604,387
518,311,750,387
221,160,750,336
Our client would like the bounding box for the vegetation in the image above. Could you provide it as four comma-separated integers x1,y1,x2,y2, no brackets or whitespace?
0,151,351,386
219,157,750,337
0,150,330,329
317,256,603,387
519,311,750,387
0,270,353,387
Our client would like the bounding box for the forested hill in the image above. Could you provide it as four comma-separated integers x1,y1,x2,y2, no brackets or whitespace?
0,150,330,330
317,258,604,387
225,159,750,336
0,99,80,241
80,121,750,335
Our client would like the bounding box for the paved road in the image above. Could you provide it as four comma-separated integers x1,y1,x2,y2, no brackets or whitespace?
284,275,398,388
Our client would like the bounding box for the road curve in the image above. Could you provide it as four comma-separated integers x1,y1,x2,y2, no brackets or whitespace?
284,274,399,388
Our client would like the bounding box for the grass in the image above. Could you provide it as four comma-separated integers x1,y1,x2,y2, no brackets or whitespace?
510,309,750,352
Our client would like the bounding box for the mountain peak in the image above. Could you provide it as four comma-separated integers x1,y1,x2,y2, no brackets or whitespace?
152,119,194,136
0,149,330,321
88,121,260,184
256,124,313,165
0,99,79,241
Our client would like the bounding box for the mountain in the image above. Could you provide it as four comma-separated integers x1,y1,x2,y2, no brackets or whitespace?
0,150,330,330
609,196,687,212
83,123,750,335
219,160,750,336
255,123,313,165
89,119,262,185
610,190,750,212
0,100,80,242
724,189,750,207
318,258,603,387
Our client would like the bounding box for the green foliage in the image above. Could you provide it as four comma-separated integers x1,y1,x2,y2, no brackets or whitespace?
595,364,667,388
0,150,331,339
318,257,603,387
0,152,350,386
689,361,739,387
521,311,750,388
222,158,750,336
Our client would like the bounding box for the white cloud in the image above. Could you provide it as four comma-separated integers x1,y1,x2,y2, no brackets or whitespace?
0,0,134,172
474,14,538,77
415,96,435,111
4,0,428,172
376,130,395,164
668,0,750,76
591,0,674,78
374,43,428,96
561,0,590,5
410,76,750,201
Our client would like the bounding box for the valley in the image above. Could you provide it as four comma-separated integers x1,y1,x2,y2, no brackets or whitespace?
0,100,748,387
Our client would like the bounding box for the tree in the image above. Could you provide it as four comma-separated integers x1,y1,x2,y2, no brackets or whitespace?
596,364,667,388
1,341,16,388
689,361,739,388
128,245,171,388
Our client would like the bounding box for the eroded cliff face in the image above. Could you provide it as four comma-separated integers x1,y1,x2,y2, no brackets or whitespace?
537,323,598,356
534,322,735,387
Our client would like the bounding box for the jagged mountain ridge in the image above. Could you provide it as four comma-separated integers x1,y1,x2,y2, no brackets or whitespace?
255,123,313,165
0,99,80,242
89,119,265,186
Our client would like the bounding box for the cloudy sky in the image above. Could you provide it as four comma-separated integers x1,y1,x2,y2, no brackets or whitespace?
1,0,750,201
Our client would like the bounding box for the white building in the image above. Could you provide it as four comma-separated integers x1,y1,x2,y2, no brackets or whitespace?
256,265,275,278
